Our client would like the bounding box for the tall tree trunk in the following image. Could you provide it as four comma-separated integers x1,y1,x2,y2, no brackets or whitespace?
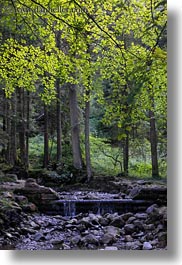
85,97,92,181
2,93,7,159
6,99,11,163
10,93,17,165
25,91,30,169
56,78,62,163
55,31,62,164
123,132,129,176
43,104,49,168
69,84,82,169
18,88,26,167
149,109,159,178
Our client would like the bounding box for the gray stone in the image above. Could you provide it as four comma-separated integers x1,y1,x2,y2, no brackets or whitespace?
125,235,133,242
15,178,60,211
50,238,64,245
104,226,121,237
135,213,148,219
101,233,115,244
146,204,158,214
143,241,153,250
124,224,135,234
62,243,71,250
99,217,109,226
120,212,133,221
158,232,167,242
71,235,81,245
33,232,45,241
110,216,125,228
143,224,155,231
133,220,144,230
82,234,99,245
127,216,136,224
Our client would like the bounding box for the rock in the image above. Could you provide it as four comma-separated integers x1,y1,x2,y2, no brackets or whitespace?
121,212,134,221
22,203,37,212
156,224,164,233
101,233,115,244
143,224,155,231
110,216,125,228
15,195,28,204
132,231,144,238
143,241,153,250
71,235,81,245
99,217,109,226
101,226,120,244
133,220,144,230
124,224,135,234
15,178,60,212
24,178,39,188
127,216,136,224
129,187,167,203
104,213,119,222
146,204,158,214
50,238,64,245
125,235,133,242
81,234,99,245
125,241,142,250
104,226,121,237
135,213,148,219
62,243,71,250
21,227,37,235
158,232,167,242
33,232,45,241
79,217,93,228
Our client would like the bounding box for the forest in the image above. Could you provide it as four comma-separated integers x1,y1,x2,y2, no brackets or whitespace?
0,0,167,250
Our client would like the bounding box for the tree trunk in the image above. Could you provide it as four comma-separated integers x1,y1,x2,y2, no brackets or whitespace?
6,99,11,163
2,93,7,159
55,31,62,164
149,109,159,178
69,84,82,169
18,88,26,167
56,78,62,163
85,98,92,181
43,104,49,168
10,93,17,165
123,132,129,176
25,91,30,169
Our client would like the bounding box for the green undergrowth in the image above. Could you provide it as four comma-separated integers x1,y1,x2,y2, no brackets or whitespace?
28,135,167,179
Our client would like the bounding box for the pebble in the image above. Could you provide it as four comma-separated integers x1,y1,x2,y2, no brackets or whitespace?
143,242,153,250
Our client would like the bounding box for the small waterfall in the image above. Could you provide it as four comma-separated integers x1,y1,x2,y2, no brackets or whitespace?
49,199,154,216
63,201,76,217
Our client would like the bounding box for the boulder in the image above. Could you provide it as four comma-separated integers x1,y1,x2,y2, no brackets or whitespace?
110,216,125,228
81,234,99,245
71,235,81,245
135,213,148,219
129,187,167,204
14,178,60,212
124,224,135,234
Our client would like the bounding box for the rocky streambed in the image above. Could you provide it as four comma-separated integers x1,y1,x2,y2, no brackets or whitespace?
2,203,167,250
0,175,167,250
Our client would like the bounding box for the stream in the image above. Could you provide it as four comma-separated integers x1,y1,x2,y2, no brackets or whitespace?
0,190,167,250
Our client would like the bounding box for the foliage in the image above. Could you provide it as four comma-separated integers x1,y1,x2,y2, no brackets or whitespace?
0,0,167,179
